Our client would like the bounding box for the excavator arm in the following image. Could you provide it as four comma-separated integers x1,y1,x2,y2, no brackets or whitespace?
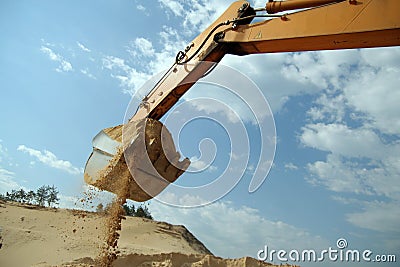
84,0,400,201
134,0,400,122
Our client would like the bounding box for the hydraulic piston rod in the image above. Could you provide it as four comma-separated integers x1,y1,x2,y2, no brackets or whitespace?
266,0,345,14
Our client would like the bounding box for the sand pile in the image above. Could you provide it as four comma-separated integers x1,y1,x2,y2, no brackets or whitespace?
0,201,296,267
60,253,279,267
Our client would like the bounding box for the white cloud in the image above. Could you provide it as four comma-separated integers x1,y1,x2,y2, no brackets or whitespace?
296,48,400,200
151,198,327,258
128,37,155,58
331,196,400,250
360,46,400,70
151,26,187,72
307,154,375,195
136,4,146,12
308,150,400,241
136,4,149,16
80,68,96,79
102,55,130,72
300,123,392,160
58,194,81,209
167,0,243,36
305,149,400,234
0,141,8,163
185,95,243,124
102,55,152,95
40,38,56,48
0,168,14,178
307,93,347,123
158,0,185,17
346,201,400,233
189,156,218,172
284,162,298,171
156,0,280,37
40,46,73,72
303,124,400,200
0,168,20,193
296,47,400,135
221,53,322,113
291,47,400,236
17,145,83,175
182,1,227,35
76,41,91,52
282,50,359,90
103,27,187,95
157,0,258,36
343,48,400,135
0,142,22,193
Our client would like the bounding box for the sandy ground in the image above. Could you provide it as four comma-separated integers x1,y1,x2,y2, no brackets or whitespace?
0,201,295,267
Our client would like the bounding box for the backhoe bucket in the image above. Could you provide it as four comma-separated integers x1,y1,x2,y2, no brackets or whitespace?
84,118,190,202
84,130,121,186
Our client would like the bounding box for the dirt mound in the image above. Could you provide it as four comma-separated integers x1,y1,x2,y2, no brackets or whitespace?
59,253,288,267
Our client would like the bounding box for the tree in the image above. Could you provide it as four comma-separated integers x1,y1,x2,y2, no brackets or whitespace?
26,190,36,205
1,185,59,207
123,203,136,217
17,189,27,203
47,185,59,207
35,185,48,206
9,190,18,202
121,203,153,219
135,204,153,220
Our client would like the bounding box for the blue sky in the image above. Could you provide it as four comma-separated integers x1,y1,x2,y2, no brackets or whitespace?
1,1,399,266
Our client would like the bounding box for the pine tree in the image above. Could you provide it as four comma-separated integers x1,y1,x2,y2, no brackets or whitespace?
9,190,18,202
47,185,59,207
26,190,36,205
135,204,153,220
17,189,27,203
123,203,136,216
35,185,48,206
